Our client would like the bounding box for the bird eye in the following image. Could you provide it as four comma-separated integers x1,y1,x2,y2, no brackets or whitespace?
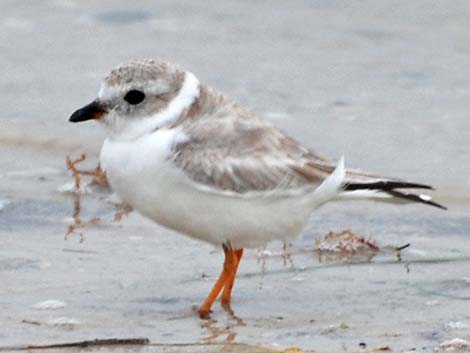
124,90,145,105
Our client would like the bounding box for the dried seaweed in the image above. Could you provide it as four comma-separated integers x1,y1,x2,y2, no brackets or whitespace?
113,203,133,222
315,229,379,263
314,229,407,263
64,154,132,242
65,154,108,190
64,183,100,243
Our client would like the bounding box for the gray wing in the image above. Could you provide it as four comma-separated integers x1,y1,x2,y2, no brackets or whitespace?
171,109,445,209
172,115,336,195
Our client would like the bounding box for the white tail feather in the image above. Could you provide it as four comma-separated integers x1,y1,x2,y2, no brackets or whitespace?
311,156,346,206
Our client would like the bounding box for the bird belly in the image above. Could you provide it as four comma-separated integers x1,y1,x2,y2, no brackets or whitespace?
100,134,317,249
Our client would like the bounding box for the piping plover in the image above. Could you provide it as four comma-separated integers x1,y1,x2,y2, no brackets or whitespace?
69,59,445,318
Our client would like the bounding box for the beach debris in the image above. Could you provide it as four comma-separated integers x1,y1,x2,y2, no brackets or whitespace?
62,154,133,242
62,154,106,241
367,346,390,352
314,229,408,263
113,203,133,221
64,191,100,243
65,154,108,191
315,229,379,262
396,243,410,262
103,193,134,221
31,300,66,310
0,338,150,351
358,344,391,353
440,338,470,351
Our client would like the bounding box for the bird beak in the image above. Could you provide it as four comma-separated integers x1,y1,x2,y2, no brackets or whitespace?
69,100,107,123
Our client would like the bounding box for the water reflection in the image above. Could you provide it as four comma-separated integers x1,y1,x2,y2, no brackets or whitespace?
201,307,245,343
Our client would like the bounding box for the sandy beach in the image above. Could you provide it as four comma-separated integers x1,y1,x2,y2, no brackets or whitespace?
1,1,469,352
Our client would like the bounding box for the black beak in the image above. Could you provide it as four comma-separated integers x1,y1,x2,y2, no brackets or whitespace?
69,100,107,123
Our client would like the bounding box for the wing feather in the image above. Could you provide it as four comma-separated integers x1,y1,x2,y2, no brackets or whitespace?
172,115,331,194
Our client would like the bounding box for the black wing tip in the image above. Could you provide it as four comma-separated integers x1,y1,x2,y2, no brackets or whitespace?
344,181,434,192
386,190,447,210
433,201,447,210
343,181,446,210
425,200,447,210
402,182,434,190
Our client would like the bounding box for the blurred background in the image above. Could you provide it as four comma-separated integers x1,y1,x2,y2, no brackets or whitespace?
3,0,470,188
1,1,469,352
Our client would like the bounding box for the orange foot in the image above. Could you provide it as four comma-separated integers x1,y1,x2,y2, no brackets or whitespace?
197,245,244,319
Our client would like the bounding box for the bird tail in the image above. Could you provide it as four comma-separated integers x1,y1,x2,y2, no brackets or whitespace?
337,171,446,210
310,156,346,206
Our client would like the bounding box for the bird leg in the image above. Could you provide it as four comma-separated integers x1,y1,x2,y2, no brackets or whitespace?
221,249,244,308
197,244,243,319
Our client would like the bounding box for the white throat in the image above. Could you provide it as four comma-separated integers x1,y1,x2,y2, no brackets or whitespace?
107,71,200,141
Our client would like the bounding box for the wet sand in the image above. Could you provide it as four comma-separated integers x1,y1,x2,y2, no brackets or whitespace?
1,1,470,352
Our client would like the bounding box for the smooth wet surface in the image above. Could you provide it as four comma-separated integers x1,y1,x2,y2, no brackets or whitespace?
1,1,470,352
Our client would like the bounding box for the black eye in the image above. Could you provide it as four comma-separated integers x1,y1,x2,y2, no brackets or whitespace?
124,90,145,105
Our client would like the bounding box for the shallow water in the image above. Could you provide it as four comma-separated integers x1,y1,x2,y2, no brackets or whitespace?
1,0,470,352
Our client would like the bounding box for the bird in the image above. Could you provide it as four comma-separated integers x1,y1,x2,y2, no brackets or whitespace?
69,59,445,318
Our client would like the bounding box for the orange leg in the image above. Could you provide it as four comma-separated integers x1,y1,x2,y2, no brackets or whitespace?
221,249,244,308
197,245,236,318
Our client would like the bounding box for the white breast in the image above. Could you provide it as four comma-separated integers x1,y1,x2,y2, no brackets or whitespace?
100,130,344,249
100,128,185,218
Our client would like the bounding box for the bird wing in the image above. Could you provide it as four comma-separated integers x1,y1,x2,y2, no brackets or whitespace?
170,110,445,208
172,114,337,195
